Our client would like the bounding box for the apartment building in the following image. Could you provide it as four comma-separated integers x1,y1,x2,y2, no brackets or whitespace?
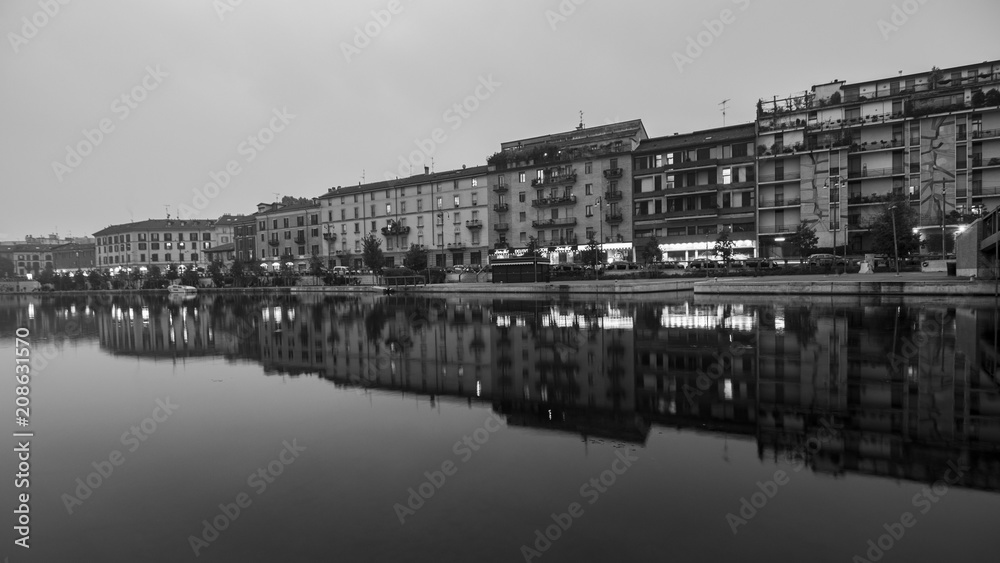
755,59,1000,256
318,166,490,269
632,124,757,261
253,200,323,271
92,218,220,271
486,120,647,264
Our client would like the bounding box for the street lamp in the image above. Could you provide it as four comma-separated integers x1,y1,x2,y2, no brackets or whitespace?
595,196,604,278
888,205,900,276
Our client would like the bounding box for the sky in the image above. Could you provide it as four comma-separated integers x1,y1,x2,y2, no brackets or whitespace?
1,0,998,240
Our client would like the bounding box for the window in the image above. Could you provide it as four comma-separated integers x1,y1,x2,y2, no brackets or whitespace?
191,253,199,262
585,183,593,195
585,162,592,174
454,212,461,224
722,168,732,185
518,192,525,202
520,232,527,243
273,220,278,229
163,233,172,241
472,178,478,187
310,214,318,225
354,223,360,233
152,254,159,262
259,221,265,230
370,221,376,232
138,243,147,250
165,242,173,250
417,216,424,227
437,197,443,209
371,205,376,217
471,193,478,206
519,172,526,183
453,195,460,207
585,205,593,217
311,228,319,237
284,231,292,240
165,253,172,262
401,202,407,213
417,199,423,212
386,189,391,199
386,203,392,215
519,211,526,222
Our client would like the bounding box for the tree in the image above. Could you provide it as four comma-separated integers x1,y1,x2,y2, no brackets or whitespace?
714,229,735,270
165,263,179,281
403,244,428,271
788,221,819,257
579,238,604,271
208,261,225,287
144,265,164,289
971,90,987,108
639,236,662,266
87,270,105,290
870,201,921,262
74,269,88,290
229,260,245,287
361,233,385,274
0,257,16,278
985,88,1000,107
524,236,543,257
37,264,56,286
308,254,325,277
180,268,200,287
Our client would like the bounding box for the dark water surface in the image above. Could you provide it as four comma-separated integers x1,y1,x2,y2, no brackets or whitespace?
2,293,999,563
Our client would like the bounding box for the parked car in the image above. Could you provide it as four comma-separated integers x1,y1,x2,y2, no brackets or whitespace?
331,266,350,276
807,253,849,267
605,261,640,271
744,258,780,269
649,261,684,270
687,259,719,270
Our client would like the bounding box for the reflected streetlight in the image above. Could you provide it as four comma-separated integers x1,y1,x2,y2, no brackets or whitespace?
888,205,901,277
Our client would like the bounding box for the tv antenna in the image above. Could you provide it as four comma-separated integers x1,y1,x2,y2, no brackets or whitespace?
720,99,731,126
273,192,281,203
163,204,170,219
577,110,585,130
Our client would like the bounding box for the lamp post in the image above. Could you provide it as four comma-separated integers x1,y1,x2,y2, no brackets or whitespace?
596,196,604,278
888,205,900,276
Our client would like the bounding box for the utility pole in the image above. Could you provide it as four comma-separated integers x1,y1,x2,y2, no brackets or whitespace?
720,99,731,127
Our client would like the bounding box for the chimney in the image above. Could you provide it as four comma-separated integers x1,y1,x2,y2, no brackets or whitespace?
424,166,429,175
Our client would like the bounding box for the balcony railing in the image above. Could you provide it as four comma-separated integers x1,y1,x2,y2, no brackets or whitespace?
494,222,510,231
759,224,796,234
971,128,1000,140
446,242,468,250
758,171,802,182
380,225,411,236
758,197,801,208
268,239,280,247
847,166,905,178
492,184,508,194
605,213,624,224
532,217,578,228
604,190,623,202
531,195,577,208
603,168,623,179
334,249,349,255
971,155,1000,167
294,236,307,244
493,203,509,213
848,192,897,205
972,181,1000,197
465,220,483,229
322,232,337,241
531,173,577,187
849,139,905,152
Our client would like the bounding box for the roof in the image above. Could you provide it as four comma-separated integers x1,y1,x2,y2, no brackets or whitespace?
254,201,320,216
500,119,647,150
50,242,96,252
636,123,756,154
318,165,491,200
93,219,219,237
204,243,235,253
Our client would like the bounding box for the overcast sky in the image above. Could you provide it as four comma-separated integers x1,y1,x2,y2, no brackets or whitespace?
1,0,997,240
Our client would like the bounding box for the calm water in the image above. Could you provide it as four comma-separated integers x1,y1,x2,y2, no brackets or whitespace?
2,292,999,563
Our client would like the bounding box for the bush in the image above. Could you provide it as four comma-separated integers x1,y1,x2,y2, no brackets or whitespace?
422,268,447,284
383,267,418,278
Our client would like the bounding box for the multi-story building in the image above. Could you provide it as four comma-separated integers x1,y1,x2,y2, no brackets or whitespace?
51,242,96,272
92,218,220,272
755,59,1000,257
232,214,257,263
318,166,491,269
0,244,55,276
486,120,647,264
253,200,323,271
632,124,757,261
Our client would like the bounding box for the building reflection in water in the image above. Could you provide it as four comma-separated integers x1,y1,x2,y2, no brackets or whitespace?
5,293,998,492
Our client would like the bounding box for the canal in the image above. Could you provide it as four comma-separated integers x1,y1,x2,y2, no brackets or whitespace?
2,293,998,562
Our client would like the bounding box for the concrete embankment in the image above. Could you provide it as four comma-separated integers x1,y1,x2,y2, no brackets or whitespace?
694,277,1000,297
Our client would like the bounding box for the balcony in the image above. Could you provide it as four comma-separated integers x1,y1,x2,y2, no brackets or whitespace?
758,171,802,183
758,197,801,208
972,181,1000,197
494,222,510,232
447,242,468,250
381,224,411,236
847,165,905,179
268,239,280,247
604,190,623,202
971,128,1000,141
849,139,905,153
971,155,1000,169
603,168,624,179
759,224,796,234
531,195,577,208
532,217,578,228
493,203,509,213
605,213,624,224
492,184,509,194
322,232,337,242
848,192,897,205
294,236,307,244
465,220,483,230
531,173,577,187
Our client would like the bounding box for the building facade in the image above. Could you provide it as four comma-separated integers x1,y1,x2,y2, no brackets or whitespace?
632,124,757,261
253,200,324,271
756,59,1000,257
51,242,96,272
233,214,257,263
486,120,647,264
92,219,221,272
318,166,491,269
0,245,55,276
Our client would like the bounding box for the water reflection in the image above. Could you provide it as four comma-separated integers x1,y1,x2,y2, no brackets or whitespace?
5,293,999,492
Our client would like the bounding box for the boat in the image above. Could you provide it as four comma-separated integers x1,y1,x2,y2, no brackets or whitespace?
167,284,198,294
